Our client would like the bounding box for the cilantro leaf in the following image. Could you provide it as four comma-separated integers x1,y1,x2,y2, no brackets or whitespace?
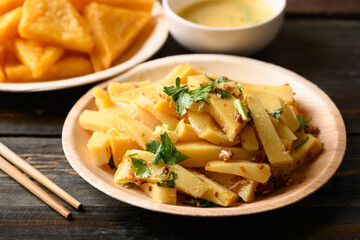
128,154,151,178
164,77,193,116
164,77,193,115
156,171,178,188
205,73,229,84
145,132,189,165
160,132,189,164
163,77,231,115
269,103,287,119
163,77,187,103
190,82,212,111
215,87,232,99
176,91,193,116
145,139,163,165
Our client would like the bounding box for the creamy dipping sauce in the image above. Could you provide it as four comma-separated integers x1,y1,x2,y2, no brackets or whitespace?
177,0,275,28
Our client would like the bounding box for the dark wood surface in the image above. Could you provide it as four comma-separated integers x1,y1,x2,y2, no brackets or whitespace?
286,0,360,16
1,6,360,240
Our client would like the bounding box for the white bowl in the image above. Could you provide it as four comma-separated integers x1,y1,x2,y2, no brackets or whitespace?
163,0,286,55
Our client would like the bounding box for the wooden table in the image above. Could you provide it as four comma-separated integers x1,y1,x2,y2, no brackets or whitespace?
1,2,359,239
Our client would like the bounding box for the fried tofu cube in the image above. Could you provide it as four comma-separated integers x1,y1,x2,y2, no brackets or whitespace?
18,0,94,53
107,128,141,167
239,125,259,152
92,87,113,110
4,63,34,82
205,160,271,184
79,110,120,132
42,56,92,80
114,157,134,183
87,131,112,166
0,0,24,15
141,183,177,205
187,111,239,147
70,0,155,12
191,170,239,206
206,93,246,142
95,0,154,12
83,3,151,70
5,56,92,82
14,38,64,78
0,7,22,43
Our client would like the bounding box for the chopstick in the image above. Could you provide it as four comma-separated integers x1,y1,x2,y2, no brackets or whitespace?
0,142,82,218
0,156,72,219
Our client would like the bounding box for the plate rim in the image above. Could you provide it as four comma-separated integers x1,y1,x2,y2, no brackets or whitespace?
0,0,168,93
62,54,347,217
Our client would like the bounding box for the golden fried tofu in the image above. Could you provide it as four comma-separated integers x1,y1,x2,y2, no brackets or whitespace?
83,2,152,71
44,55,93,80
4,63,34,82
14,38,64,78
0,0,24,15
70,0,154,12
5,56,93,82
18,0,94,53
0,7,22,43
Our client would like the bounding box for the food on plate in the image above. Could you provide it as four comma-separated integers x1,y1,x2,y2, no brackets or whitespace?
79,64,323,207
0,0,154,83
177,0,275,28
83,2,152,71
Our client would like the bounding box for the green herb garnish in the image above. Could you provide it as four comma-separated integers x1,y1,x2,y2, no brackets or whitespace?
120,181,139,188
268,103,287,119
146,132,189,165
233,99,249,121
214,87,232,98
128,153,151,178
163,77,231,116
297,115,312,131
204,73,229,84
185,197,220,208
156,171,178,188
162,123,170,130
295,136,310,150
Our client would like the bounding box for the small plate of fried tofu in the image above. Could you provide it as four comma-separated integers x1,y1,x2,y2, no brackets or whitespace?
0,0,168,92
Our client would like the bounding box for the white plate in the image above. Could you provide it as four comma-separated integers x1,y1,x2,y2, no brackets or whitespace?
0,1,168,92
62,54,346,216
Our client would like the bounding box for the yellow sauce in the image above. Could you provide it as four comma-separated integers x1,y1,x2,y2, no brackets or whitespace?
177,0,275,28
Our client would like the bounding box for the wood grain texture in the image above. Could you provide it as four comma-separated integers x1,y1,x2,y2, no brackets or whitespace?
1,206,360,240
286,0,360,16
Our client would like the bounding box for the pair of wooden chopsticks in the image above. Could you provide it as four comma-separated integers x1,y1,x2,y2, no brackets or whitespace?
0,142,82,220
